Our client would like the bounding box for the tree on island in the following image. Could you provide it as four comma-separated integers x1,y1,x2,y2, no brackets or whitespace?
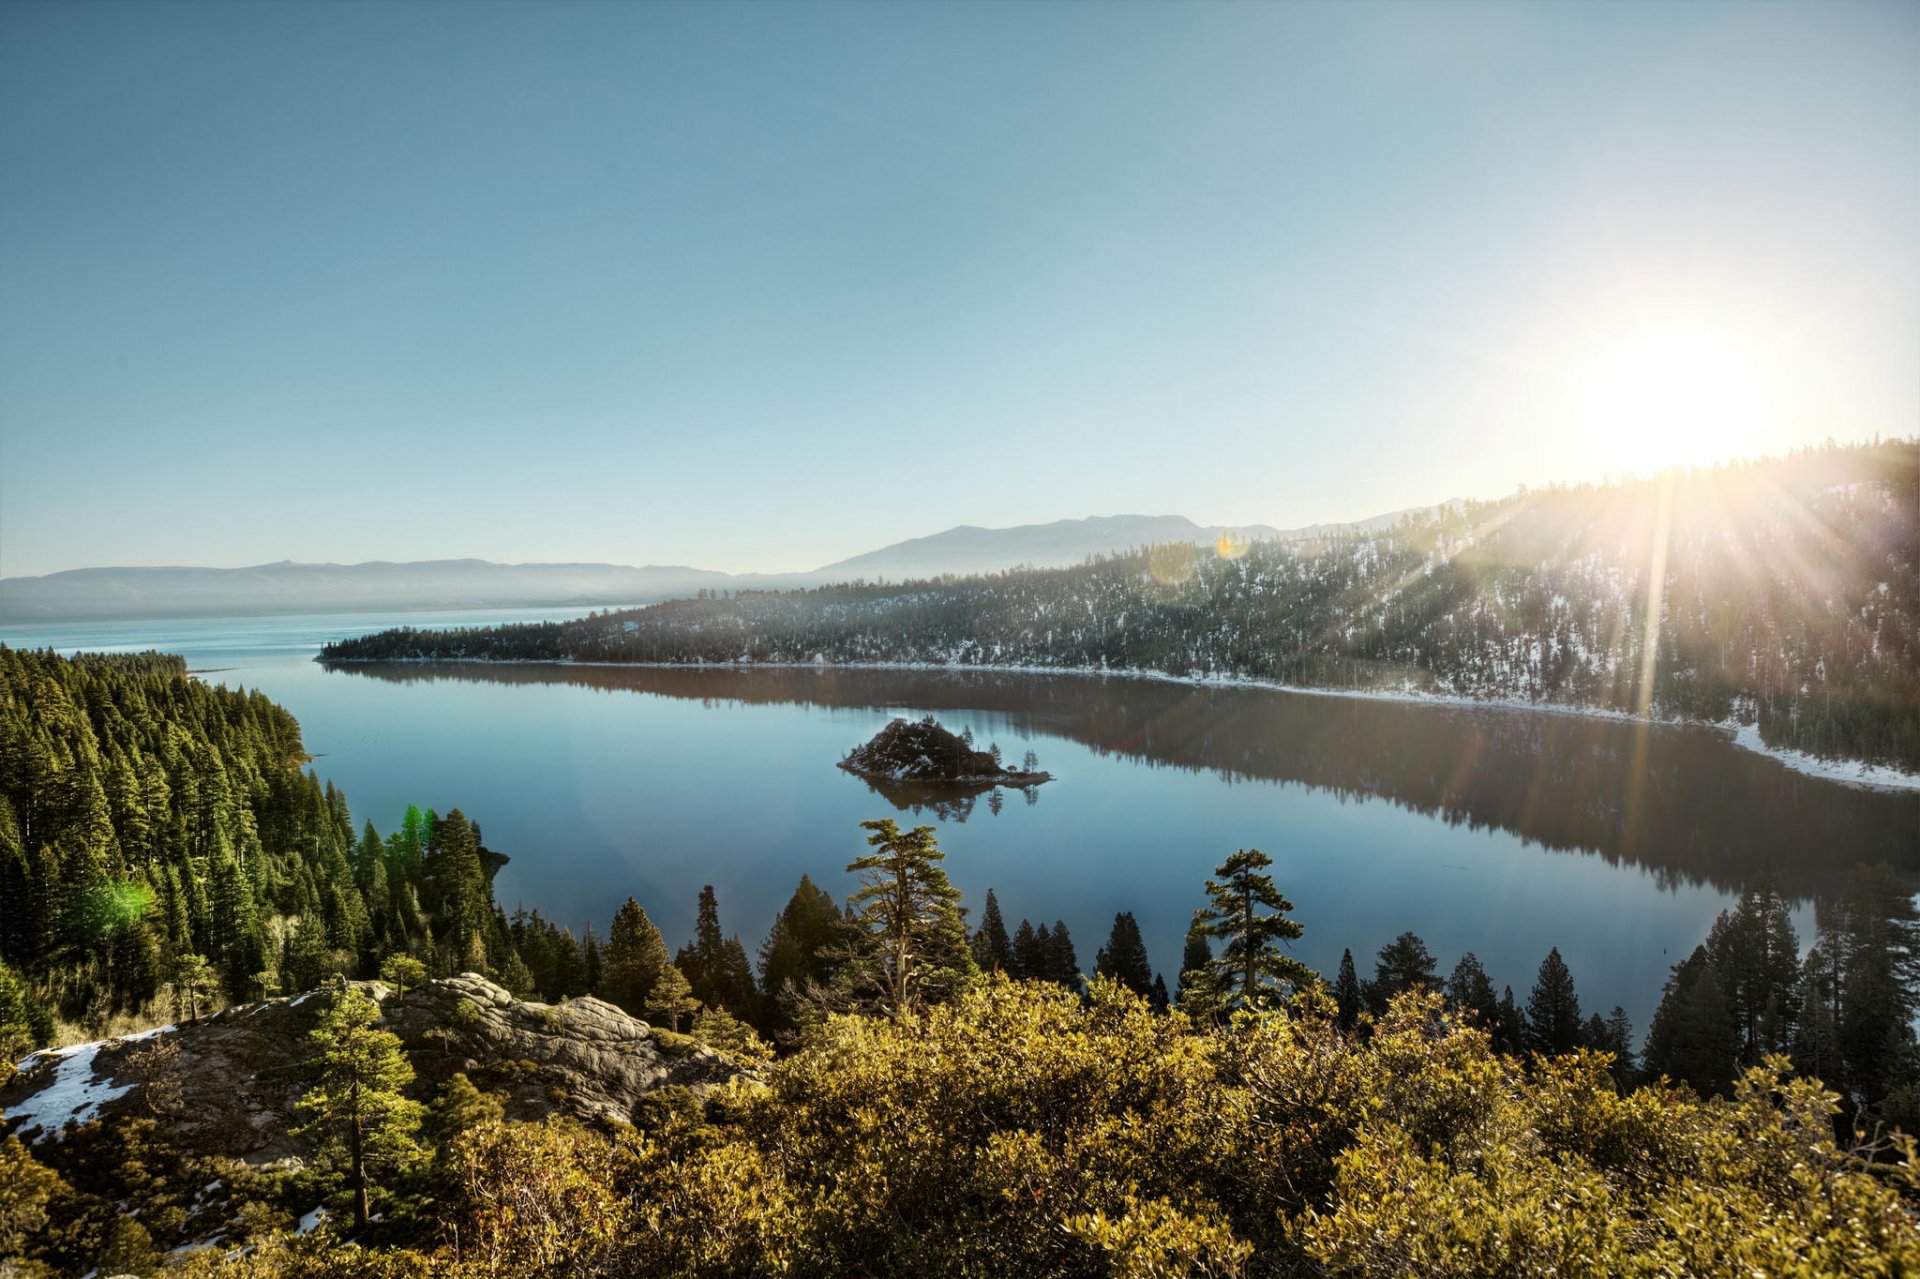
294,986,424,1231
844,819,975,1016
1193,848,1316,1014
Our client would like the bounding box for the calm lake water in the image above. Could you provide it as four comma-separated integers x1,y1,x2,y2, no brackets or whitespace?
6,610,1916,1035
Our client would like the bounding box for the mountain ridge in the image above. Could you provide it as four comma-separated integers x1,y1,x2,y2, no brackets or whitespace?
0,505,1439,623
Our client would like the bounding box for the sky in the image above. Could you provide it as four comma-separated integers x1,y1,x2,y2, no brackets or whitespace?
1,1,1914,579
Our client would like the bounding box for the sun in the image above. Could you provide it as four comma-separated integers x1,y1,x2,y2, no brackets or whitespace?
1573,314,1776,476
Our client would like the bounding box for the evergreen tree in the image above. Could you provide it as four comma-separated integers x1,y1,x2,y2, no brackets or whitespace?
1149,972,1170,1013
1524,947,1582,1057
970,888,1015,974
844,819,975,1015
1332,948,1362,1032
294,986,424,1230
1177,909,1211,999
1195,849,1315,1013
676,885,759,1019
602,898,670,1016
1048,919,1081,992
1705,875,1800,1061
0,957,54,1055
1645,945,1740,1096
758,874,849,1033
169,952,217,1024
1581,1005,1638,1090
646,964,702,1033
1012,919,1047,981
1365,931,1439,1015
1496,986,1525,1055
582,924,604,995
1094,911,1153,998
1446,952,1499,1031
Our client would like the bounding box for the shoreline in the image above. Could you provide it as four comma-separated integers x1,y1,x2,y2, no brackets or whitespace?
318,653,1920,795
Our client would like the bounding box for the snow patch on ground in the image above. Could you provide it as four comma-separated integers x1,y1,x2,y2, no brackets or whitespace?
296,1206,328,1235
1725,721,1920,793
6,1041,133,1140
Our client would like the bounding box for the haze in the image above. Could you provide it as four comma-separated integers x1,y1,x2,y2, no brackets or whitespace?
2,1,1914,579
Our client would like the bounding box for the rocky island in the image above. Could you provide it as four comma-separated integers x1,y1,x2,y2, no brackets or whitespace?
839,715,1050,789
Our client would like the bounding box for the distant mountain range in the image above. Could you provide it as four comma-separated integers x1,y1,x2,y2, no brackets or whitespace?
816,510,1436,581
0,507,1438,624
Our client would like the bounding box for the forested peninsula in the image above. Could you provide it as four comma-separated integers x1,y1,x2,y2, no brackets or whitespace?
320,441,1920,771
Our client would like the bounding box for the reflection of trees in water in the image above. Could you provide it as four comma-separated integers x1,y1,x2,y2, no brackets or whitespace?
849,774,1031,823
327,662,1917,896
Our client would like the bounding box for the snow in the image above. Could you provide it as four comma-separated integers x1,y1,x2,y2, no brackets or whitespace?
6,1041,133,1141
296,1206,328,1235
119,1024,177,1043
1726,721,1920,793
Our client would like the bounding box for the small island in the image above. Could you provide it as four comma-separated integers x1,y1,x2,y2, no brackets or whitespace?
839,716,1051,788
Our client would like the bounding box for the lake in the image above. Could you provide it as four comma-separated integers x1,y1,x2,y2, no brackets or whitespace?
5,610,1915,1035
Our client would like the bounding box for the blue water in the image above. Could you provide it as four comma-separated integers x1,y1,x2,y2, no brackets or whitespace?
9,610,1910,1036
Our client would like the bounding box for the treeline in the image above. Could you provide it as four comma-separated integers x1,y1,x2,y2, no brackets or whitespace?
323,440,1920,769
479,826,1920,1132
0,647,521,1052
13,828,1920,1277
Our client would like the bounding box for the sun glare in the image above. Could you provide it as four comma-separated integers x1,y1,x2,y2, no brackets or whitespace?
1573,315,1776,476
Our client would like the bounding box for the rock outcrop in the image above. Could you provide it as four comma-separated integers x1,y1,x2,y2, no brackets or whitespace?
0,974,748,1165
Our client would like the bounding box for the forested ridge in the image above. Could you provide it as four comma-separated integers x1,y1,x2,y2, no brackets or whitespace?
0,646,516,1040
324,441,1920,770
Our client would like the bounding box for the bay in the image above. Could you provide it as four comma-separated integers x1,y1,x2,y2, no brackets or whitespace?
6,610,1914,1034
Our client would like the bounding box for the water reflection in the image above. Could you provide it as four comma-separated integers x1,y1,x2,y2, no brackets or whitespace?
324,662,1917,896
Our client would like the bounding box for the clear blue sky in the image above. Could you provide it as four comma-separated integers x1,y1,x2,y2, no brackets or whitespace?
2,1,1913,578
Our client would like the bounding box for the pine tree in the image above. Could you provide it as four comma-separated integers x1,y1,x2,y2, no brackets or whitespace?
757,874,849,1034
1195,849,1315,1013
1446,951,1500,1031
970,888,1015,974
602,898,670,1016
1048,919,1081,992
1524,948,1582,1057
1705,875,1800,1061
1094,911,1153,997
1175,910,1212,1006
1365,931,1439,1015
169,952,218,1024
1332,948,1362,1032
844,819,975,1015
582,925,604,995
676,885,759,1019
1645,945,1739,1096
646,965,702,1033
1012,920,1045,981
1150,973,1170,1012
294,986,424,1230
676,885,726,1001
1496,985,1525,1055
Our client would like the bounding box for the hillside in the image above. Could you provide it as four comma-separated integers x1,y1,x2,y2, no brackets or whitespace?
321,441,1920,772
